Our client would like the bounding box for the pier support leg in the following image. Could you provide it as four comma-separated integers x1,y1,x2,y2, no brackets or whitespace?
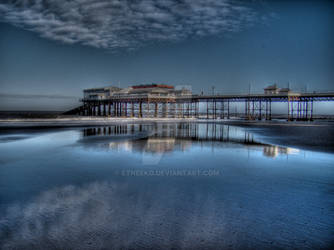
119,102,123,117
154,103,158,118
147,102,150,118
269,99,272,120
245,100,248,120
206,100,209,119
227,100,230,119
291,99,294,120
310,99,313,121
305,99,308,120
139,102,142,118
288,97,290,121
214,100,217,119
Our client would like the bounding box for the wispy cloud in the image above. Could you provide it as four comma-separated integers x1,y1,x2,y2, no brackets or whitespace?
0,0,264,50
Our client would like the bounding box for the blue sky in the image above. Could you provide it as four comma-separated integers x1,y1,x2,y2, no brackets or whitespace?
0,0,333,111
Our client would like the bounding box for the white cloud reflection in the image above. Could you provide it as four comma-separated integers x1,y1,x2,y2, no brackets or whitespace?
0,181,225,249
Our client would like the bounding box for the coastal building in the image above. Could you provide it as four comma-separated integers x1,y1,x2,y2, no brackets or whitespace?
83,84,192,100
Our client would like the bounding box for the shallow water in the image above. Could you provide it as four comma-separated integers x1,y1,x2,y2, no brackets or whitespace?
0,123,333,249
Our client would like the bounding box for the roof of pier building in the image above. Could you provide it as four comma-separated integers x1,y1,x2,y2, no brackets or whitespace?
127,84,178,96
131,84,174,89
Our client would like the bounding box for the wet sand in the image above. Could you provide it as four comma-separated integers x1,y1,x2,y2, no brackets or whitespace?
0,117,334,153
0,120,333,249
222,120,334,153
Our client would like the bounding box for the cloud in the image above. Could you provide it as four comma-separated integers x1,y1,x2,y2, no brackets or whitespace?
0,0,262,50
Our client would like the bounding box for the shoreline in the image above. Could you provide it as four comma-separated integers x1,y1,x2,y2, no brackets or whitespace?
0,116,332,127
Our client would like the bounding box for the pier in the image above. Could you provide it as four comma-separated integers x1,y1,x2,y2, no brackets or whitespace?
67,84,334,121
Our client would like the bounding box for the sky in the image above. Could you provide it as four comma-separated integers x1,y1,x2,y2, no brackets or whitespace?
0,0,333,111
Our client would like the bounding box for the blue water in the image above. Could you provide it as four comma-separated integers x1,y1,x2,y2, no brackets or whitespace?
0,123,333,249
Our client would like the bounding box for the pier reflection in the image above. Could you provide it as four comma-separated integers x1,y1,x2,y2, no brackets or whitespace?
80,123,299,158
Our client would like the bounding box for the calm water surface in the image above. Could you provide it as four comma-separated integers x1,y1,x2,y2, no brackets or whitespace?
0,123,333,249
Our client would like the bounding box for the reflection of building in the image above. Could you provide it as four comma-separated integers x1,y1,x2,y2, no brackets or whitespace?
82,124,258,145
146,138,191,153
263,145,279,157
107,138,191,154
108,141,134,152
80,124,300,158
263,145,299,158
145,138,176,153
